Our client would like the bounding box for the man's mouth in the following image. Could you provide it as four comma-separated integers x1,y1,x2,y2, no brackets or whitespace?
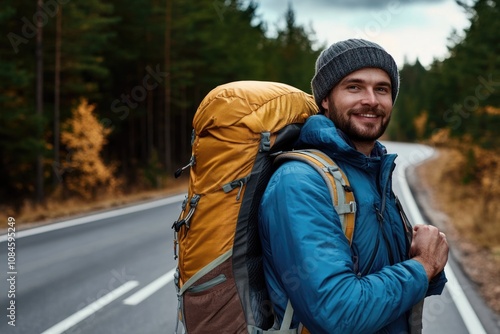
358,113,379,118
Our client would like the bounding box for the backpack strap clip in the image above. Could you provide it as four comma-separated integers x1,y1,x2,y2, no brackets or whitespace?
222,175,250,200
260,132,271,152
172,194,201,232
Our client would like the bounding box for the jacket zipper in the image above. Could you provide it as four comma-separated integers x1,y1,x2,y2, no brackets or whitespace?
362,162,394,275
377,164,396,266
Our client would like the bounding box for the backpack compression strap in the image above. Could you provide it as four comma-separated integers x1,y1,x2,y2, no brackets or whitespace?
274,149,356,244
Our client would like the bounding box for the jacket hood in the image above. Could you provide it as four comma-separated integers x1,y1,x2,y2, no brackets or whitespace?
296,115,389,170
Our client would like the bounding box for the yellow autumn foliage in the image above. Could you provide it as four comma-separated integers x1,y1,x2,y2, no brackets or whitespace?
61,99,118,199
428,128,500,248
413,111,428,139
484,105,500,115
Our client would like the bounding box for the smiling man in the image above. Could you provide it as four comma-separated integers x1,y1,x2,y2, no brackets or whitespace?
322,67,393,156
258,39,449,333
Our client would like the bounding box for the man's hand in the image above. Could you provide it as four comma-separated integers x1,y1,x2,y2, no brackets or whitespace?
410,224,449,281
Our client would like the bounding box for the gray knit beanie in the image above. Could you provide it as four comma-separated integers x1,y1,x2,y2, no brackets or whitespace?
311,39,399,109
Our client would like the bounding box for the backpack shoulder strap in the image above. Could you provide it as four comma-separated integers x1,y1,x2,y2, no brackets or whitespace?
273,149,356,244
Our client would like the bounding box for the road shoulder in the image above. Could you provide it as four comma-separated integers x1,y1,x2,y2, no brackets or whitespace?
407,148,500,334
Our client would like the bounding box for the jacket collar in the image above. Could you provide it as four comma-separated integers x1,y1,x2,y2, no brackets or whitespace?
336,128,386,158
295,115,392,171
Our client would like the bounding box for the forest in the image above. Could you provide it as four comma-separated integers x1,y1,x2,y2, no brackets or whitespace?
1,0,499,215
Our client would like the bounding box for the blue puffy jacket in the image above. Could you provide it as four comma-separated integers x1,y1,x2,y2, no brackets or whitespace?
258,115,446,334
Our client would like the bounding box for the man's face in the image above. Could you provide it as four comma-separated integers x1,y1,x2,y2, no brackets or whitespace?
321,67,393,143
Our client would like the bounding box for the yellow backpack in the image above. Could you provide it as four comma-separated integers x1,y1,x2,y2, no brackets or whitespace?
172,81,356,334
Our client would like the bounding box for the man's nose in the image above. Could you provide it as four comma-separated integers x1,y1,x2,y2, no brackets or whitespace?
360,89,379,107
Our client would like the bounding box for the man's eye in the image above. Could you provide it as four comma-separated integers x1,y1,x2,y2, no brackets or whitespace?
376,87,389,93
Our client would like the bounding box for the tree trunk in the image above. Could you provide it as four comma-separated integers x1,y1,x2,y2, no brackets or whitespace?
147,89,154,160
54,5,61,185
164,0,172,173
36,0,44,203
181,86,187,160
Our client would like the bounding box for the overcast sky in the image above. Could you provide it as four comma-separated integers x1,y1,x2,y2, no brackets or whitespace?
255,0,470,67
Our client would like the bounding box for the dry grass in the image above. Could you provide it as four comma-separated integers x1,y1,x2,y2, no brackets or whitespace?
426,149,500,248
2,176,188,231
414,146,500,315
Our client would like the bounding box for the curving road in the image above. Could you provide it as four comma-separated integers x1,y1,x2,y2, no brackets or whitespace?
385,142,499,334
0,142,499,334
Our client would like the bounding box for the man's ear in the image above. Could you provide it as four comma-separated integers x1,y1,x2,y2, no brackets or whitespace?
321,97,329,113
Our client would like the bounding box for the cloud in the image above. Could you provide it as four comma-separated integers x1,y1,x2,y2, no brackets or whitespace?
311,0,448,9
256,0,470,67
257,0,448,12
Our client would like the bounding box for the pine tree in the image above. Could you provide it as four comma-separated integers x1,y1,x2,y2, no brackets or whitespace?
390,60,428,141
268,4,323,92
0,1,46,207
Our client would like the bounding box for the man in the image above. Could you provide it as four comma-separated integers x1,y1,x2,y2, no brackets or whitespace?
258,39,449,333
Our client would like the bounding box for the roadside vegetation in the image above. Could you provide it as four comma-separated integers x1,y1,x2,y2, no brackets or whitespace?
415,140,500,315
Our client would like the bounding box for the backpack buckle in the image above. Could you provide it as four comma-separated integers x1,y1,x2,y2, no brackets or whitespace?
172,194,201,232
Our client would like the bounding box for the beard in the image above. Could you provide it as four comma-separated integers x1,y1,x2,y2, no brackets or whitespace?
327,104,391,143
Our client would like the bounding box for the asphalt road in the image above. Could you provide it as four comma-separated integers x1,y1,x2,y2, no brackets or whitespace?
0,142,499,334
0,197,183,334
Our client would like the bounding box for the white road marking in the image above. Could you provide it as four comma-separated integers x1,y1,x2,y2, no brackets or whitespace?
40,280,139,334
444,263,487,334
123,268,177,305
0,194,187,242
397,145,486,334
